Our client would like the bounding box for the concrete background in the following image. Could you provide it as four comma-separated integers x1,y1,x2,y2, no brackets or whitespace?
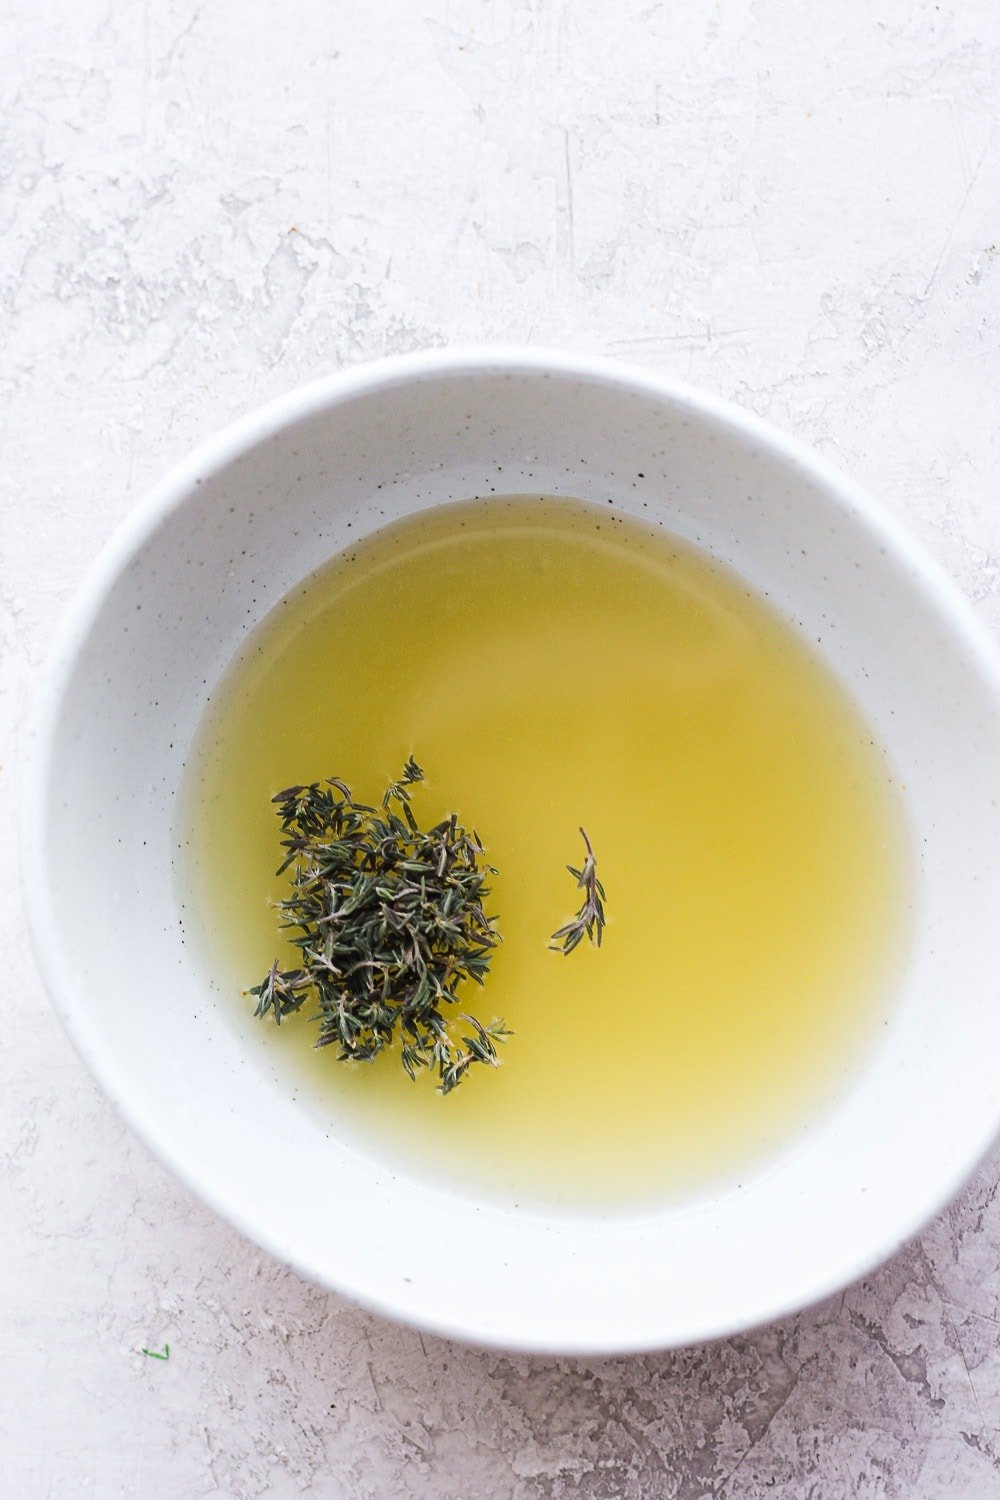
4,1,1000,1494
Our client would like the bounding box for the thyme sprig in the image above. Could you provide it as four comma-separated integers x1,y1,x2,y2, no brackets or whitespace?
250,758,509,1093
549,827,607,954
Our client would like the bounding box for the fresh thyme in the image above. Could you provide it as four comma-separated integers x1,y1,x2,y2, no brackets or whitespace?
549,828,607,954
250,758,509,1093
141,1345,170,1361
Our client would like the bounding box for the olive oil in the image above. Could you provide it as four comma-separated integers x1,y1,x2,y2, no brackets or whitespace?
183,496,911,1207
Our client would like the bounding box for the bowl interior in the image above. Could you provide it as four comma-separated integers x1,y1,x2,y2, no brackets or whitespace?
32,354,1000,1351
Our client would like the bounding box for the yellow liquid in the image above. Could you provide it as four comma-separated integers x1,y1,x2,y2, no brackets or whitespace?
183,496,911,1209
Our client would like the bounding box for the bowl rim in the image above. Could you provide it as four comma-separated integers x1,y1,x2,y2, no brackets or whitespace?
23,345,1000,1353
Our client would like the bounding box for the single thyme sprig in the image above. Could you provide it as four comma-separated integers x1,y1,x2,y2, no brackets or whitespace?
549,827,607,954
249,759,509,1093
141,1345,170,1361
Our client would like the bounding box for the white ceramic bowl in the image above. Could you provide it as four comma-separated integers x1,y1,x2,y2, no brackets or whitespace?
25,349,1000,1353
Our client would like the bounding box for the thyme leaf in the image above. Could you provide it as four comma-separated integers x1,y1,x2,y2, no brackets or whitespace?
250,760,508,1092
549,827,607,954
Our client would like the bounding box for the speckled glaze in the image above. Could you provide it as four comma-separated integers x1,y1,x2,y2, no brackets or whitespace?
24,349,1000,1359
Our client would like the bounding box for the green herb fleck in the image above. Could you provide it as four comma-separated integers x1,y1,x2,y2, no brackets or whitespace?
141,1344,170,1361
250,759,509,1093
549,828,607,954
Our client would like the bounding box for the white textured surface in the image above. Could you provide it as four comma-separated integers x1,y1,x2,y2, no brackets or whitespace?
4,1,1000,1494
